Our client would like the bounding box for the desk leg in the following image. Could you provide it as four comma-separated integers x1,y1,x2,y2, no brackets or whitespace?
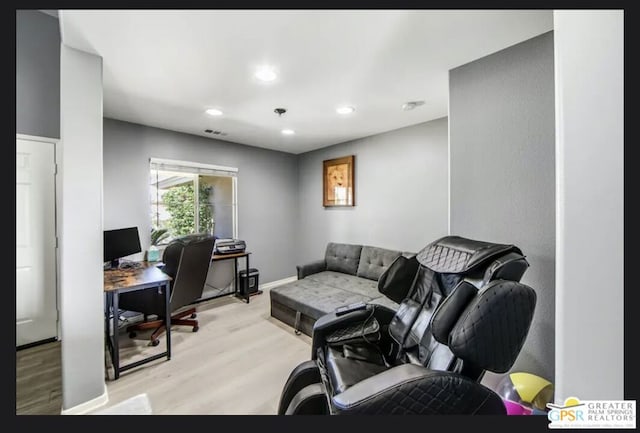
164,282,171,360
234,258,238,296
245,254,250,303
104,293,113,371
112,291,120,380
104,292,109,349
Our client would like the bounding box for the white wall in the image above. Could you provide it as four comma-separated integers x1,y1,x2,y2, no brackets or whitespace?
554,10,624,401
59,45,106,410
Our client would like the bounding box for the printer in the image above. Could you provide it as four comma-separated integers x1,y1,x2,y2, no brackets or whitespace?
214,238,247,255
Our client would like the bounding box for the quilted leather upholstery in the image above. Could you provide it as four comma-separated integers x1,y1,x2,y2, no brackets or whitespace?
278,236,534,415
449,280,536,373
332,367,506,415
416,235,519,273
328,236,532,390
418,244,471,274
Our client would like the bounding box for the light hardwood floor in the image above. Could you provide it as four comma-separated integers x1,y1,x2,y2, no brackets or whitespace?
101,287,312,414
16,341,63,415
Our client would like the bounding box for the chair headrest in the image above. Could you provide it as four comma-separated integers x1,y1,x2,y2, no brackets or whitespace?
416,236,523,274
162,234,215,279
436,280,536,373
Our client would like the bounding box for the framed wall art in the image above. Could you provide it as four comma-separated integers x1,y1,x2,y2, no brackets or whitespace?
323,155,354,207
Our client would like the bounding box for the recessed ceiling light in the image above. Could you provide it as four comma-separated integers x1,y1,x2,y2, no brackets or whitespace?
336,106,356,115
255,66,277,82
281,129,295,135
402,100,425,111
205,108,223,116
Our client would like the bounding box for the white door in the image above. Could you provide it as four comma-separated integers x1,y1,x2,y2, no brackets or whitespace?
16,138,58,347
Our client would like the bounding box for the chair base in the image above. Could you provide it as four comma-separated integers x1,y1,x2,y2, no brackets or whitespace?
127,308,199,346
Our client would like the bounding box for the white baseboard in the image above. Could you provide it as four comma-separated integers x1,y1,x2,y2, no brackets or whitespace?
61,384,109,415
259,275,296,291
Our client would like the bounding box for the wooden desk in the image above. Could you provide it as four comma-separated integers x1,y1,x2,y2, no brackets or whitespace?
211,251,262,303
104,262,172,379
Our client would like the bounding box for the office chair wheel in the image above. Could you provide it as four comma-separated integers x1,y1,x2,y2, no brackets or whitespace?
129,331,137,338
150,339,160,347
191,313,197,319
192,325,199,332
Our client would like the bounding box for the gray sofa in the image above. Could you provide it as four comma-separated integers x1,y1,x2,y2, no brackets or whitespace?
270,242,404,336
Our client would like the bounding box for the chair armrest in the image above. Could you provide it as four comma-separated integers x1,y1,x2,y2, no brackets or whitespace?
296,259,326,279
331,365,506,415
310,304,396,359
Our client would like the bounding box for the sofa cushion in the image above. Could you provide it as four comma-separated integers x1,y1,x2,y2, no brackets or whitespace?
306,271,378,298
325,243,363,275
271,278,374,320
356,246,402,281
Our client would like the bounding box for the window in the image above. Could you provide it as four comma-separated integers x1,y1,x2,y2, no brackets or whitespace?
149,158,237,245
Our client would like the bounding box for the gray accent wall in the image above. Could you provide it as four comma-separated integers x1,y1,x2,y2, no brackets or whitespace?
103,119,298,283
16,10,60,138
449,32,555,385
297,118,449,262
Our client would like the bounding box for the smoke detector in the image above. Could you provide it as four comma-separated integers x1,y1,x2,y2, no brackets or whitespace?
402,100,425,111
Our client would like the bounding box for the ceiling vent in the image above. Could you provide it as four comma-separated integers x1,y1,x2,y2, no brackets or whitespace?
204,129,227,136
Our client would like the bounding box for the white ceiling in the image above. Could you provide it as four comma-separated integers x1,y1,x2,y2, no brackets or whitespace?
59,10,553,154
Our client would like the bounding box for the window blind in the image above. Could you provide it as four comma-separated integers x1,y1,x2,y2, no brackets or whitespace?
150,158,238,177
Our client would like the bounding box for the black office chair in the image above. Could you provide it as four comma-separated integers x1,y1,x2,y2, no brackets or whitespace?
120,234,215,346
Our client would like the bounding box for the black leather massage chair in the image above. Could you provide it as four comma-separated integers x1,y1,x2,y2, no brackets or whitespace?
277,236,536,415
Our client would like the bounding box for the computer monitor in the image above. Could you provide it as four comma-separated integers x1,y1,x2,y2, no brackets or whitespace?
104,227,142,268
